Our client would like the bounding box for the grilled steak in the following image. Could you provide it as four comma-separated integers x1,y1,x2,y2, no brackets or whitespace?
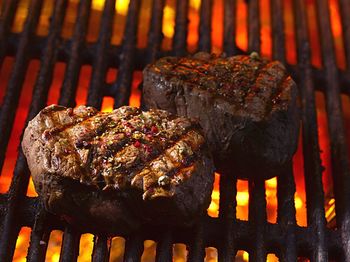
22,105,214,234
143,52,299,179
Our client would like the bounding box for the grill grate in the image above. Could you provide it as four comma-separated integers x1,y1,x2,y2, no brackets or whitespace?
0,0,349,261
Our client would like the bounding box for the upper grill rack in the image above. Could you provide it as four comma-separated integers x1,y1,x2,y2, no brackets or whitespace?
0,0,349,261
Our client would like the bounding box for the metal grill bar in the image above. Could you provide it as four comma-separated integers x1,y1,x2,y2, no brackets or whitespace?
27,203,50,262
60,227,81,261
0,0,19,69
92,236,111,262
113,0,141,108
86,0,115,108
247,1,267,261
271,0,285,63
0,157,30,262
248,180,267,261
247,0,260,53
146,0,165,63
0,0,43,175
155,228,173,262
0,0,44,260
316,0,350,260
293,0,328,260
124,234,144,262
59,0,92,108
173,0,188,56
270,1,297,260
223,0,237,55
198,0,212,52
28,0,68,123
276,165,297,261
16,2,80,262
218,174,237,261
187,218,206,261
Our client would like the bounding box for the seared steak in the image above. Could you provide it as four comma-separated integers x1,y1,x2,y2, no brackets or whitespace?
143,52,299,179
22,105,214,234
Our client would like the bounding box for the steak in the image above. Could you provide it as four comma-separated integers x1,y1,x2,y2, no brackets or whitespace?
143,52,299,179
22,105,214,234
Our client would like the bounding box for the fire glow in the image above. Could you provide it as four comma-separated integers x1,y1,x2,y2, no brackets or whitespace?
0,0,348,261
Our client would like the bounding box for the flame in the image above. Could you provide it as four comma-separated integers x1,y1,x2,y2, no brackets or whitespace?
208,201,219,217
187,0,200,51
189,0,201,11
266,177,277,188
52,252,60,262
243,251,249,261
101,97,114,112
163,5,175,39
329,0,346,69
13,228,31,261
236,191,249,206
90,0,130,16
295,195,303,209
115,0,130,16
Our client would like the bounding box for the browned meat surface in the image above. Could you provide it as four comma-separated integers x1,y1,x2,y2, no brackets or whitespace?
22,105,214,234
143,52,299,179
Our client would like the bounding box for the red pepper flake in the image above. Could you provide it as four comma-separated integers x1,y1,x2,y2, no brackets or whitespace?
125,122,134,129
144,144,153,153
151,126,158,134
134,140,141,148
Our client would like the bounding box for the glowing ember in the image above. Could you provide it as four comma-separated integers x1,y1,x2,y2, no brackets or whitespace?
90,0,130,15
163,5,175,39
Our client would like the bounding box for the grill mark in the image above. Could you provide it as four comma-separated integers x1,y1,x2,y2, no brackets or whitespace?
42,107,141,188
42,109,99,140
167,154,198,180
130,131,204,193
74,109,142,149
90,113,187,170
45,107,141,144
76,110,146,187
241,58,269,105
242,61,287,117
113,126,200,180
40,108,100,185
39,106,201,190
70,109,195,189
156,55,275,107
142,154,199,199
87,138,132,190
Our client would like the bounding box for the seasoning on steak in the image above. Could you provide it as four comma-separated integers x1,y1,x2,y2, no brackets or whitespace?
22,105,214,234
143,52,299,179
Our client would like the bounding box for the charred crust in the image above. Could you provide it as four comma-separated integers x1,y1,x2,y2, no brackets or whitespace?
145,53,295,120
25,105,208,195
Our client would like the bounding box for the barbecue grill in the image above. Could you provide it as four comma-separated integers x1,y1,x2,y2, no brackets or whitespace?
0,0,349,261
